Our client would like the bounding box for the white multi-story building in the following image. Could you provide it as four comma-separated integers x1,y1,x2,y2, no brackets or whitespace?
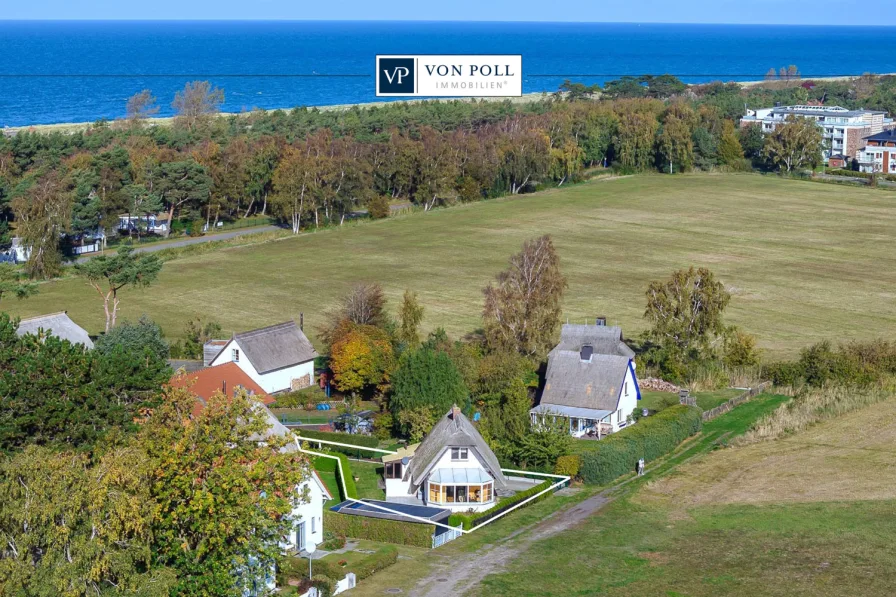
740,104,893,161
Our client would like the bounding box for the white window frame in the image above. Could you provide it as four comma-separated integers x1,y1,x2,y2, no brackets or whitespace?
450,447,468,461
232,348,240,362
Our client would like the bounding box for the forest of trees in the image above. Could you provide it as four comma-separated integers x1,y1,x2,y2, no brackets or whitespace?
2,73,895,279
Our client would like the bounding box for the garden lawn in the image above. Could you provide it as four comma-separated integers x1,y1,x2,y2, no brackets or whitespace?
638,388,743,412
349,460,386,500
9,174,896,359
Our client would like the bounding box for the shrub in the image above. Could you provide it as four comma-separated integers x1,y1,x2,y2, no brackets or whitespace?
723,329,761,368
578,405,702,485
448,479,555,530
554,454,582,478
271,385,328,408
310,451,357,500
368,195,391,219
189,219,205,237
323,511,434,548
351,545,398,580
311,575,335,597
372,412,394,440
319,531,346,551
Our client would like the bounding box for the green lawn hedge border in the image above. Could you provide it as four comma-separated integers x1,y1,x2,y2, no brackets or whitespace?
311,451,358,500
448,479,556,531
323,510,434,548
297,429,381,458
277,545,398,589
578,405,702,485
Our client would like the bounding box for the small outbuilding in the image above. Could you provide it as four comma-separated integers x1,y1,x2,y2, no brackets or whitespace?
16,311,94,349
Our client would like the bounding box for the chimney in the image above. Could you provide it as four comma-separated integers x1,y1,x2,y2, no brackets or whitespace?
451,404,461,419
595,316,606,326
299,312,304,331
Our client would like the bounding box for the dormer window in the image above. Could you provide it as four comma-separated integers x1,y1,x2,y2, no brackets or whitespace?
232,348,239,362
451,447,468,461
580,345,593,362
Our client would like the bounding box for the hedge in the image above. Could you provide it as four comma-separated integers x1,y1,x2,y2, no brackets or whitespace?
448,479,555,530
312,451,358,500
578,405,702,485
323,510,435,548
826,168,896,183
297,429,381,457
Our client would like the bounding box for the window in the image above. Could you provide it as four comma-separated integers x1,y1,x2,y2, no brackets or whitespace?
617,409,623,423
311,517,316,534
385,462,403,479
232,348,240,362
429,483,441,503
446,485,455,503
450,447,468,461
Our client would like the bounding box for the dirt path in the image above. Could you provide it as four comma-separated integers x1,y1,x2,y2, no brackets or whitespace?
409,491,612,597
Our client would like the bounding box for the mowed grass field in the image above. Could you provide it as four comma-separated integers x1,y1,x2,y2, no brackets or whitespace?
471,396,896,597
8,173,896,358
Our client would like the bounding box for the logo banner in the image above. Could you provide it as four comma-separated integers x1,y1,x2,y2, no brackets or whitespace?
376,55,523,97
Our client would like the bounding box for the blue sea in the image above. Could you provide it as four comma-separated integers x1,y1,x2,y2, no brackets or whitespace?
3,21,896,127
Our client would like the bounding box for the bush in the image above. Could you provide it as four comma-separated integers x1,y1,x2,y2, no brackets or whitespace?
271,385,329,408
351,545,398,580
311,451,358,500
319,531,346,551
189,219,205,237
763,339,896,388
368,195,391,219
578,405,702,485
554,454,582,478
297,429,380,457
448,479,555,530
323,511,434,548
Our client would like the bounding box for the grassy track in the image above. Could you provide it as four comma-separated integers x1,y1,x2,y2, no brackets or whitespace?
8,174,896,358
472,394,896,597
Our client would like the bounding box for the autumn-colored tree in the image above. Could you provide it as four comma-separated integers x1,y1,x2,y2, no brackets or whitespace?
272,145,313,234
12,170,72,279
657,110,694,173
718,120,746,167
645,266,731,358
172,80,224,130
614,109,660,171
762,116,824,172
125,89,159,124
397,289,424,347
329,321,396,395
483,235,567,359
0,445,175,596
142,384,307,596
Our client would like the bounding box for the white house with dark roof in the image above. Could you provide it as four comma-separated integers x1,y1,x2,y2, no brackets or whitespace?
530,322,641,438
208,321,318,394
382,406,508,513
16,312,94,349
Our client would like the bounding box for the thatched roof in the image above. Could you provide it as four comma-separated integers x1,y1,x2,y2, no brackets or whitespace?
407,406,507,492
228,321,318,374
538,324,635,412
16,312,93,349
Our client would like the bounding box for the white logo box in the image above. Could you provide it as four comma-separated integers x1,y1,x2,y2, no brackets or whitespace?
376,55,523,97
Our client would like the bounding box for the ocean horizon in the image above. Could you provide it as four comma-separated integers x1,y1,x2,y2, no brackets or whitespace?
3,20,896,127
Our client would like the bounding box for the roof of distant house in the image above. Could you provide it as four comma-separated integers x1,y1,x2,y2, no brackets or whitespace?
538,324,635,413
169,362,272,417
215,321,318,374
16,312,94,349
407,406,507,491
863,129,896,142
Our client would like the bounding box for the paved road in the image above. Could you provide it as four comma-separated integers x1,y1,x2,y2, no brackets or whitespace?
75,225,283,263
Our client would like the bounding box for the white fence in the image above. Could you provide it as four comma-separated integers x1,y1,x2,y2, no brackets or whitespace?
432,524,463,548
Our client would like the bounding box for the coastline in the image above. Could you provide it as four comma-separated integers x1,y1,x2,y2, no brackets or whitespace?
5,72,891,134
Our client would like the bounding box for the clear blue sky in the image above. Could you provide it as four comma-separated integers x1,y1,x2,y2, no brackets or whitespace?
1,0,892,26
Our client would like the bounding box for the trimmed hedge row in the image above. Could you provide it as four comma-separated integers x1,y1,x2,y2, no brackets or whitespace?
312,451,358,500
323,510,435,548
578,405,702,485
448,479,555,530
827,168,896,182
298,429,381,457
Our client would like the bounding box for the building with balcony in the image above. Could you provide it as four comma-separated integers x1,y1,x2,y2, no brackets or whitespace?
740,105,894,161
856,128,896,174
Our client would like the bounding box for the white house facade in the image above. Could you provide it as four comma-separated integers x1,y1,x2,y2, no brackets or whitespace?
530,322,641,438
382,406,508,513
285,470,333,553
208,321,318,394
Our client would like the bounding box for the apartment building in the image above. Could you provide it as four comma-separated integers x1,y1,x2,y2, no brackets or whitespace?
740,104,893,161
856,128,896,174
